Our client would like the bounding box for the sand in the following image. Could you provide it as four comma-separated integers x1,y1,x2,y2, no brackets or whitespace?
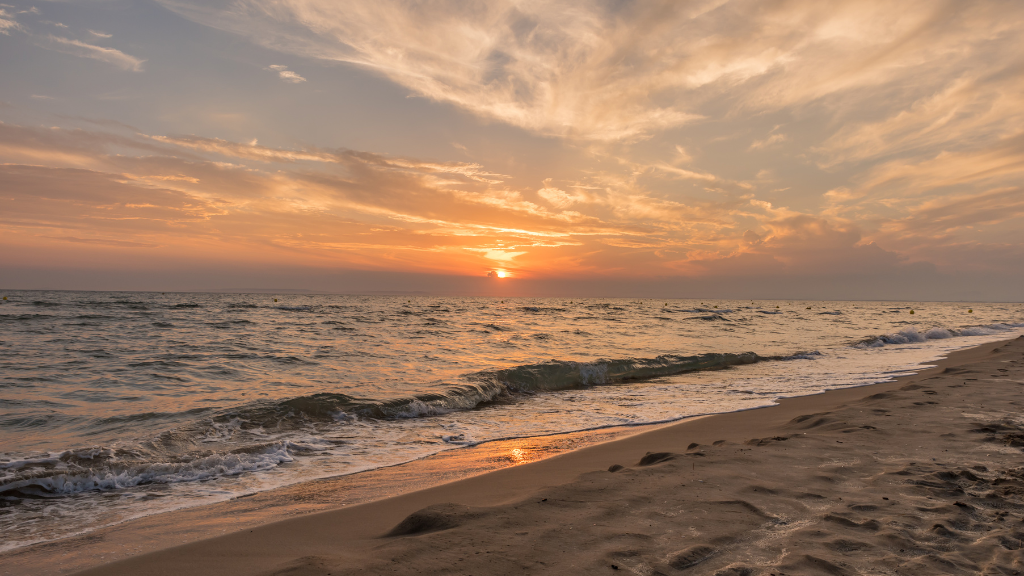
9,336,1024,575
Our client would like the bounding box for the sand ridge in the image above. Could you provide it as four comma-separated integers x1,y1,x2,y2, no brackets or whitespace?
63,336,1024,575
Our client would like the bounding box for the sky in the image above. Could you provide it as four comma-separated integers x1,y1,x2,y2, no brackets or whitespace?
1,0,1023,300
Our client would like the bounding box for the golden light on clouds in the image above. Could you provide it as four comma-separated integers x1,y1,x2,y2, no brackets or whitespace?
1,1,1023,298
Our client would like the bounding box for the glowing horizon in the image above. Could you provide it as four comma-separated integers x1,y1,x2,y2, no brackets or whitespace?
1,1,1023,299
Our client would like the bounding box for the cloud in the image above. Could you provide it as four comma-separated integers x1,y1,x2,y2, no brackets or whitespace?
0,123,608,273
853,132,1024,200
2,119,1022,289
158,0,723,140
156,0,1024,146
0,8,22,34
49,236,159,248
146,134,507,184
672,145,693,164
46,35,145,71
266,64,306,83
0,123,725,276
749,133,788,151
88,30,113,38
816,72,1024,168
676,215,906,278
649,163,720,183
150,134,334,163
0,164,224,231
536,179,587,209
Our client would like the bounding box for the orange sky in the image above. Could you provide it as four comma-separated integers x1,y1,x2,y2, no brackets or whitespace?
1,1,1023,299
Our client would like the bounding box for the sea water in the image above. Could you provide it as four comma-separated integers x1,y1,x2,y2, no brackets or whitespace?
1,291,1022,551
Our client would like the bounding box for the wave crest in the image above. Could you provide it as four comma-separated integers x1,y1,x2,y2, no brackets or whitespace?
856,322,1024,348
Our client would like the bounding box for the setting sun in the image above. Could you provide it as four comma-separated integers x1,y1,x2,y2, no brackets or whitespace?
496,270,507,278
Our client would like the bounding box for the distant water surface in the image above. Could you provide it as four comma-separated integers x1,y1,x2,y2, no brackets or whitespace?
1,291,1021,551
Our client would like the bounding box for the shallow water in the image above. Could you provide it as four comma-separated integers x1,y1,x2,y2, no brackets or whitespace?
1,291,1021,551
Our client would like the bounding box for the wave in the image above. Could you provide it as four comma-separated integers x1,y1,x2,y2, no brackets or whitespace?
0,351,764,499
266,352,764,421
856,322,1024,348
474,352,760,392
584,303,625,311
684,314,728,321
0,443,297,499
0,314,55,322
687,307,734,314
786,350,823,360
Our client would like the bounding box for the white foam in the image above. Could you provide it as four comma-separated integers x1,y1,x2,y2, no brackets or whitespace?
1,443,295,497
859,322,1024,348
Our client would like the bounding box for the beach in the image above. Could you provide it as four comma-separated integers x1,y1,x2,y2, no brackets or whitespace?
3,335,1021,575
4,2,1024,573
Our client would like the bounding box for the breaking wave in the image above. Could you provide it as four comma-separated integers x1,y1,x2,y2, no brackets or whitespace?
0,443,296,499
856,323,1024,348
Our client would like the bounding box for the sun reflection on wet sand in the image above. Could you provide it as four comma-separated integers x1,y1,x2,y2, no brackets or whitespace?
495,440,549,465
507,447,528,464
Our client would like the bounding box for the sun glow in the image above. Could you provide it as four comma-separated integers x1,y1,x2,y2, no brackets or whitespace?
496,270,507,278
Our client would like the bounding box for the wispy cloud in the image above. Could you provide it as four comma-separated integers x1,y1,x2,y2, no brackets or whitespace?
157,0,1024,147
266,64,306,83
46,35,145,71
749,133,788,151
159,0,719,140
816,73,1024,168
88,30,113,38
0,8,21,34
536,179,588,209
49,236,159,248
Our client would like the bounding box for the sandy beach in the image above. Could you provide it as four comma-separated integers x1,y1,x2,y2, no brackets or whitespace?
4,336,1023,576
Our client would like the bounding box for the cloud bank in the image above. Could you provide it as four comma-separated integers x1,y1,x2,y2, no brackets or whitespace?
2,120,1021,297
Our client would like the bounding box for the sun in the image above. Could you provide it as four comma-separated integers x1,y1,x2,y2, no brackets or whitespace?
496,270,507,278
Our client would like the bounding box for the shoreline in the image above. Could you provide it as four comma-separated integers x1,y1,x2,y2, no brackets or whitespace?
3,336,1023,575
0,418,677,575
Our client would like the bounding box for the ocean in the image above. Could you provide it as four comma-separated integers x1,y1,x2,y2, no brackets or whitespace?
1,290,1022,552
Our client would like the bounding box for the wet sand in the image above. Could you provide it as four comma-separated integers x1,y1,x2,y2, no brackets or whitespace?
8,336,1024,575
